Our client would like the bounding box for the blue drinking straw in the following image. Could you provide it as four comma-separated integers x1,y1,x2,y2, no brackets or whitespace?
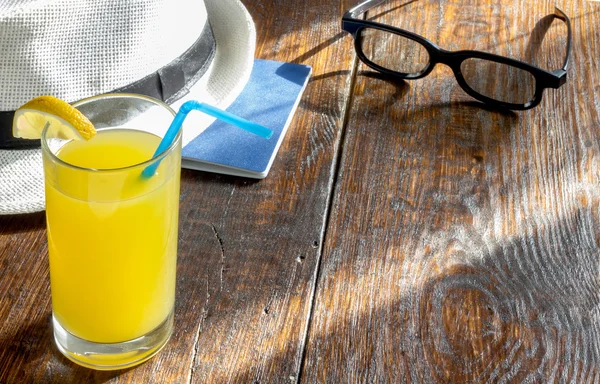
142,100,273,178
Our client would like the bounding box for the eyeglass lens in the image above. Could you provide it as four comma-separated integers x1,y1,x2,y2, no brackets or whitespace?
359,28,429,75
460,59,537,104
358,27,538,105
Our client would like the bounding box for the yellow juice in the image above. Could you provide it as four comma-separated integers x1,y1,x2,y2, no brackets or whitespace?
44,129,180,343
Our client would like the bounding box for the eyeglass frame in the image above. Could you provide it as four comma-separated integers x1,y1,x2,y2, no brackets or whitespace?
342,0,572,110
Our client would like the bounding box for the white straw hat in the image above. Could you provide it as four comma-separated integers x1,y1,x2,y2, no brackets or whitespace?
0,0,256,215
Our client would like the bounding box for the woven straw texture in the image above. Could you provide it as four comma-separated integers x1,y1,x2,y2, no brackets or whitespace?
0,0,207,110
0,0,255,215
0,149,44,214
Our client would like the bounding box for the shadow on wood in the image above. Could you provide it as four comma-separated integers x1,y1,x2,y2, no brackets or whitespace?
0,212,45,235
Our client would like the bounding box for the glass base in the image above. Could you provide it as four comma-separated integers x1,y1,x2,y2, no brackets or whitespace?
53,311,173,370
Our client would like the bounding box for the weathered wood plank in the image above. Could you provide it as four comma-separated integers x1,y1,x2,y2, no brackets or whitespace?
302,0,600,382
185,0,356,382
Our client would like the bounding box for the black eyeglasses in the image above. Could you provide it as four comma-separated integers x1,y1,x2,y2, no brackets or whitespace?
342,0,572,110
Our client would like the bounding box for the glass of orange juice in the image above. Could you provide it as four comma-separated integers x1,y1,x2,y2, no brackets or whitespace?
41,94,181,370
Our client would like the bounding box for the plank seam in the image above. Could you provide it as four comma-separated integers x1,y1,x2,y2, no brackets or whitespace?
295,41,362,384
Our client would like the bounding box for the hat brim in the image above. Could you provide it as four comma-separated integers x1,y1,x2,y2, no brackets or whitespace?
0,0,256,215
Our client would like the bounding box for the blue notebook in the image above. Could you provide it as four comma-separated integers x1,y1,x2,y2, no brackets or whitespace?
181,59,312,178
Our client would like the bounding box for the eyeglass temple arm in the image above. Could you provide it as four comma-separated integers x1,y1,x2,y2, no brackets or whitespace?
551,7,572,84
346,0,389,18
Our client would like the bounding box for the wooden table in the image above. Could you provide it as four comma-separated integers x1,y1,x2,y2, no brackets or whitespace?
2,0,599,382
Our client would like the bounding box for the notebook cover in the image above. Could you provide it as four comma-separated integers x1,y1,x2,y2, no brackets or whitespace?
181,59,312,178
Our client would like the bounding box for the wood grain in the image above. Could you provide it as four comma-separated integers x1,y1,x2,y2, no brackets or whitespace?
182,0,355,381
302,0,600,382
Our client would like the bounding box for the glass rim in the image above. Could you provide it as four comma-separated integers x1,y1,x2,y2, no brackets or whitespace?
41,93,181,173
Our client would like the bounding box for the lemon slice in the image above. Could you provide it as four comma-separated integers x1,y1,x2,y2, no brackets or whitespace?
13,95,96,141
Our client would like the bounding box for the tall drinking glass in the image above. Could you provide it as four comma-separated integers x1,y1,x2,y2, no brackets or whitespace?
41,94,181,370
